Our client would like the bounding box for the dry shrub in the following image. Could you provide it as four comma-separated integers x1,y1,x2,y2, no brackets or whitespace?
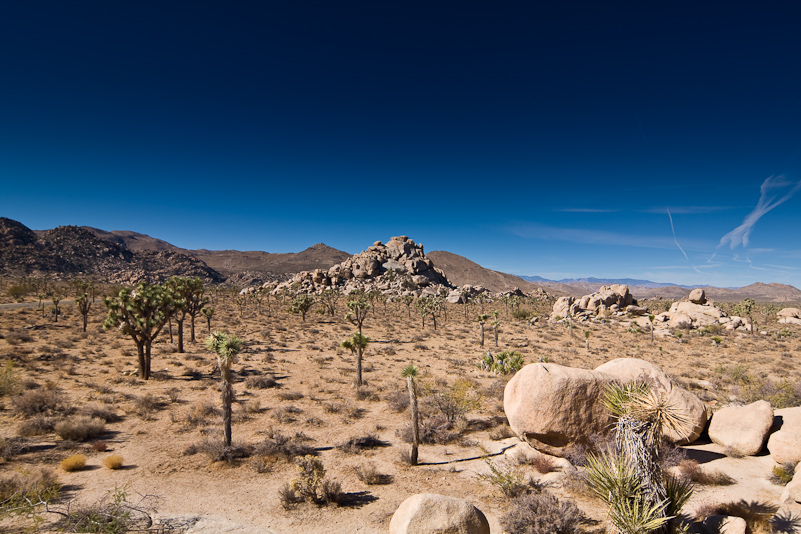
353,463,393,485
0,465,60,507
337,434,388,454
60,454,87,472
17,415,57,436
54,416,106,441
245,375,278,389
11,388,66,416
4,330,33,345
385,389,409,412
526,454,558,474
191,438,252,463
323,402,342,413
769,462,795,485
185,401,219,427
695,500,777,533
489,424,515,440
502,492,585,534
278,391,304,401
102,455,124,470
253,430,316,462
0,437,26,461
476,458,540,498
677,459,736,485
134,393,163,419
82,403,123,423
397,415,461,445
92,441,107,452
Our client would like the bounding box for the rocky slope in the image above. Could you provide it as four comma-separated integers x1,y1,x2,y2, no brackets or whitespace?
426,251,557,295
0,218,223,284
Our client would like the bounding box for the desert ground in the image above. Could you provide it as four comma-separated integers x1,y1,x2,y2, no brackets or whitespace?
1,285,800,533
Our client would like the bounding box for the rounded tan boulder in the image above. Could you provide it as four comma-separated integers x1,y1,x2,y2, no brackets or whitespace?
594,358,708,443
504,363,613,455
767,407,801,465
708,400,773,456
389,493,490,534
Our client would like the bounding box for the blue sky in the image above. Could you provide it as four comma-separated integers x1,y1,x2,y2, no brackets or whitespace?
1,1,800,288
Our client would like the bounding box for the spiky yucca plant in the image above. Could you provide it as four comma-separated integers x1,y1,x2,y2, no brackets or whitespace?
587,382,694,534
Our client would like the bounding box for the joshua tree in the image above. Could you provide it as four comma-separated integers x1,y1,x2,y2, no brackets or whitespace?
345,294,371,336
76,293,91,332
164,277,190,353
648,314,655,342
341,332,370,387
399,295,414,320
477,314,489,347
103,282,173,380
181,278,208,343
734,297,755,334
402,364,420,465
289,294,315,322
205,332,242,447
491,311,500,347
49,292,61,322
318,289,341,317
461,289,470,319
585,329,591,351
201,307,215,335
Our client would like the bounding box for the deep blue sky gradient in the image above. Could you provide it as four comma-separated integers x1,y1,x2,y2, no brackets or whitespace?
2,1,800,287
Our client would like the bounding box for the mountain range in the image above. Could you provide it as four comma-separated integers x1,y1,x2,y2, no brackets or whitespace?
1,217,799,302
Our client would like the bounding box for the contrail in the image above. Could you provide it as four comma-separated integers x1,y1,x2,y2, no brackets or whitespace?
667,208,702,273
710,175,801,261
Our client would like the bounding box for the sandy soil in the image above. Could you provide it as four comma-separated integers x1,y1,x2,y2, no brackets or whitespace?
1,291,800,533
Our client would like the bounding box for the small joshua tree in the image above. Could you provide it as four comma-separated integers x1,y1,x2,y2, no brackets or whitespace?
491,311,500,347
401,364,420,465
201,307,214,335
205,332,242,447
649,314,655,342
345,294,370,335
585,329,591,351
477,314,489,347
76,293,91,332
342,332,370,387
289,294,315,322
50,292,62,322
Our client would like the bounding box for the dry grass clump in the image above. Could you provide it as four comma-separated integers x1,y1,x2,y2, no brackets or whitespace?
384,388,409,412
353,462,393,485
185,401,220,427
695,500,777,533
54,416,106,441
102,455,124,470
0,437,27,461
82,403,123,423
60,454,87,472
501,492,585,534
337,434,388,454
253,430,316,461
17,415,58,436
11,388,66,416
185,438,252,463
676,459,736,486
245,375,278,389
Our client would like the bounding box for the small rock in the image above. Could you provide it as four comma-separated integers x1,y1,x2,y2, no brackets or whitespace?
389,493,490,534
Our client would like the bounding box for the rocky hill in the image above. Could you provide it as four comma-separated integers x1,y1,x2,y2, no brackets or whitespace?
0,218,223,284
426,251,558,295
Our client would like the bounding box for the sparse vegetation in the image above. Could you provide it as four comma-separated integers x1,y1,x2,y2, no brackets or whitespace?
60,454,87,472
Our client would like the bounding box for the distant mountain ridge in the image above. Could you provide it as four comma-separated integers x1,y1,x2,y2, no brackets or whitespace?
518,275,709,289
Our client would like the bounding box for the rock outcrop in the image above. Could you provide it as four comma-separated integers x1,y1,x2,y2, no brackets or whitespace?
389,494,490,534
650,290,752,334
504,358,707,455
268,236,452,297
708,400,774,456
551,284,636,321
767,407,801,465
778,308,801,325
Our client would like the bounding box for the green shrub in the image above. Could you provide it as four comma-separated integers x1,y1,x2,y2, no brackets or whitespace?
279,455,341,508
478,351,524,375
476,458,540,498
770,462,795,485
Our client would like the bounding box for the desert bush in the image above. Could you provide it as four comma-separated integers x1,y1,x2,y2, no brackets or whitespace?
337,434,388,454
478,351,524,375
501,492,585,534
525,454,558,474
280,455,340,508
0,466,60,527
4,330,33,345
102,455,124,470
488,424,515,440
17,415,58,436
11,388,66,416
253,430,316,462
353,463,392,485
191,438,252,463
0,361,20,397
55,416,106,441
694,500,777,533
476,458,540,498
676,459,736,485
93,441,108,452
55,486,157,534
770,462,795,485
424,378,482,423
385,389,409,412
134,393,163,419
82,403,123,423
245,375,278,389
397,414,461,445
0,437,26,461
166,387,182,403
60,454,87,472
185,401,219,427
278,391,304,401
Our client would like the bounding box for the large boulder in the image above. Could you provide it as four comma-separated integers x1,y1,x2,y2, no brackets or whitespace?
707,400,773,456
504,363,614,455
689,288,707,304
767,407,801,465
780,468,801,505
389,493,490,534
552,296,575,318
593,358,708,443
777,308,801,319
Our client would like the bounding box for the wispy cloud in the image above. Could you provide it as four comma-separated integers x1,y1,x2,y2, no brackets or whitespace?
641,206,737,215
508,222,709,250
552,208,619,213
666,208,702,273
710,175,801,260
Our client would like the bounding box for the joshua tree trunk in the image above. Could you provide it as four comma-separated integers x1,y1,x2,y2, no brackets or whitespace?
356,346,363,387
177,319,184,353
221,362,233,447
407,375,419,465
479,322,485,347
493,325,498,347
168,316,174,344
